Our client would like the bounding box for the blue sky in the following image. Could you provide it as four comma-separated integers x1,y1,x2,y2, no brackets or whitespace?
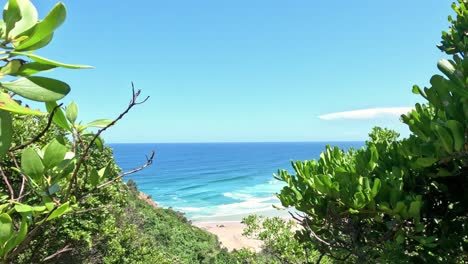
31,0,452,143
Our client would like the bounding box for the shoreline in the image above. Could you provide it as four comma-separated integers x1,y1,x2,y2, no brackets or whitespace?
194,220,263,252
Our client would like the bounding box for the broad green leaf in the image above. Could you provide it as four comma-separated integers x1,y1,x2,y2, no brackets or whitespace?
15,3,66,51
371,178,381,198
65,101,77,123
14,32,52,51
0,110,12,158
0,213,12,244
16,61,55,76
0,92,45,115
46,202,69,221
14,203,32,213
415,157,438,167
42,138,67,169
0,59,23,76
1,76,70,102
445,120,465,151
8,0,37,38
12,216,27,250
3,0,21,38
79,119,113,131
21,147,44,181
11,51,92,69
45,101,70,131
434,124,454,153
89,167,99,187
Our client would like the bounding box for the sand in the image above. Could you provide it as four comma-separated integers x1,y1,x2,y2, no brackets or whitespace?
194,221,263,252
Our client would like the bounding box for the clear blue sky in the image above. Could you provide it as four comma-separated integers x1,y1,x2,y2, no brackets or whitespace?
31,0,452,143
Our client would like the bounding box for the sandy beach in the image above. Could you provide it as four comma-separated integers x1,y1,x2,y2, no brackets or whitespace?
194,221,263,252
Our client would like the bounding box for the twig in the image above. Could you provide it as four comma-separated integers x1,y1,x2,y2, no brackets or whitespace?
0,164,14,200
9,104,62,152
65,84,149,200
96,151,154,190
10,154,26,201
42,244,73,261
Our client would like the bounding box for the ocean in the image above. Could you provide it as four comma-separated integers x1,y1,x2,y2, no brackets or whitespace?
110,142,363,222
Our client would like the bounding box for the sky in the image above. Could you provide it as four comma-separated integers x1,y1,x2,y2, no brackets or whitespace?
28,0,453,143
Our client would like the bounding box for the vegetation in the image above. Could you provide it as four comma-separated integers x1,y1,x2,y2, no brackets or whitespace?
0,1,233,263
275,1,468,263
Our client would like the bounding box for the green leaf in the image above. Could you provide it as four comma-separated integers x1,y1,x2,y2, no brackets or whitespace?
42,138,67,169
16,61,55,76
0,110,12,158
371,178,381,198
14,32,52,51
65,101,78,123
3,0,22,38
434,124,454,153
0,59,23,76
46,202,69,221
415,157,438,167
45,101,70,131
0,92,45,115
0,213,13,244
14,2,66,51
7,0,37,38
1,76,70,102
12,216,27,250
79,119,112,131
11,51,92,69
89,167,100,187
14,203,32,213
21,147,44,181
445,120,465,151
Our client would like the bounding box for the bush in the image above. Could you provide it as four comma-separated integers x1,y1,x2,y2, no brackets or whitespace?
275,1,468,263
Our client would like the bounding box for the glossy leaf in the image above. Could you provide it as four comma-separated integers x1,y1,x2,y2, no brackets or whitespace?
3,0,21,37
0,59,23,76
8,0,37,38
0,213,12,244
21,147,44,181
42,138,67,169
89,167,99,187
79,119,112,131
0,110,12,158
14,2,66,51
45,101,70,131
65,101,77,123
0,92,45,115
1,76,70,102
46,202,70,221
16,61,55,76
11,51,92,69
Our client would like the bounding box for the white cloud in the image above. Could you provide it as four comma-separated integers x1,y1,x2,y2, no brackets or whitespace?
318,107,413,120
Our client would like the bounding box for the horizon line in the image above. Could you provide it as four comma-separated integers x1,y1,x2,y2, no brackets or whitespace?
106,140,366,144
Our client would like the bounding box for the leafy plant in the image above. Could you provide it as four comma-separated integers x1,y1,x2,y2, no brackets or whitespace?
275,1,468,263
0,1,153,262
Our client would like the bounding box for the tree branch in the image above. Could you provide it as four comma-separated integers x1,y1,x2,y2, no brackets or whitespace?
66,84,149,200
0,164,14,200
42,244,72,261
96,150,154,190
9,104,62,152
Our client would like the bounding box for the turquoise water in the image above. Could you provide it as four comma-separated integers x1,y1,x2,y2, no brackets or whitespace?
110,142,363,221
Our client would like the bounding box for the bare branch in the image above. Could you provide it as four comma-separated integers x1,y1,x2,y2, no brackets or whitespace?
42,244,73,261
9,154,27,202
9,104,62,152
96,151,154,190
0,164,14,200
66,85,149,199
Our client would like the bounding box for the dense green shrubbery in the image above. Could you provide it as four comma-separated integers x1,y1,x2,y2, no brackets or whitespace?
275,1,468,263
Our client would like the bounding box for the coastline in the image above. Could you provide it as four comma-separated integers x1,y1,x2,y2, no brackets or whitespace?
192,208,294,252
194,221,263,252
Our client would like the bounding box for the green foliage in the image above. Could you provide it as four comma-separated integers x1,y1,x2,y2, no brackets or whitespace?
276,1,468,263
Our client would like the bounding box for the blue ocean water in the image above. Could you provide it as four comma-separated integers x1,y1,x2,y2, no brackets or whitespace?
110,142,363,221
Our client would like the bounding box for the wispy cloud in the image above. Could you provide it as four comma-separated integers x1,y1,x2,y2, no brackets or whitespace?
318,107,413,120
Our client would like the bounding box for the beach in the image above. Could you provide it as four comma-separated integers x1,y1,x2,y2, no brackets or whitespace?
194,221,263,252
